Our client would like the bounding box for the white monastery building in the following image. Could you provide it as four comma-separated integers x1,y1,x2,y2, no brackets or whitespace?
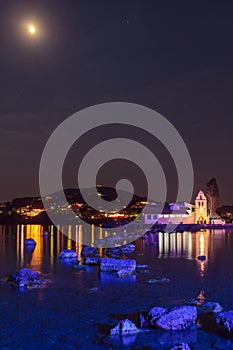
144,190,225,225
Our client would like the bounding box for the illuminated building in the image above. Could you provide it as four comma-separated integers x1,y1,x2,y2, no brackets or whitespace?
195,190,208,224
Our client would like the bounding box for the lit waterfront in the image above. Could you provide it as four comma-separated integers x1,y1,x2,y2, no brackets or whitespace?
0,225,231,279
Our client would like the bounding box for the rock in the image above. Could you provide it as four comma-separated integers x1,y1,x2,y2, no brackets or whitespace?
81,246,98,257
25,238,36,246
106,247,122,256
116,269,134,277
121,244,135,254
156,306,197,331
85,257,99,265
110,319,139,335
59,249,78,259
136,264,148,269
198,301,223,314
169,343,191,350
139,313,149,328
8,268,43,288
106,244,135,256
138,269,150,274
197,255,206,261
88,287,98,293
99,258,136,273
148,307,167,326
18,268,39,279
186,298,199,306
216,311,233,332
146,277,170,284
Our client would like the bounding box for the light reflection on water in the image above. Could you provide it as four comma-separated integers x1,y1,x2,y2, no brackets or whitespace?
0,225,232,279
1,225,233,350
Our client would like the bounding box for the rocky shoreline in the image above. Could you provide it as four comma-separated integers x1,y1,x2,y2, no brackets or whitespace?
5,243,233,349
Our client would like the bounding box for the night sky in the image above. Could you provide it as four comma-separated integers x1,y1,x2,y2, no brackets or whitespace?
0,0,232,204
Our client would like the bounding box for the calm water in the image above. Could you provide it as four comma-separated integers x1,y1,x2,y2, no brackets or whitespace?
1,225,233,349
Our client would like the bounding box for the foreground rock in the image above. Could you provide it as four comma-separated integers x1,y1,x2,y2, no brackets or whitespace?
81,246,98,257
59,249,78,259
100,258,136,274
155,306,197,331
148,307,167,326
8,268,43,288
216,311,233,333
110,319,139,335
198,301,223,314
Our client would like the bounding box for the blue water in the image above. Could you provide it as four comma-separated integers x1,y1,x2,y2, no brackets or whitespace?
0,225,233,349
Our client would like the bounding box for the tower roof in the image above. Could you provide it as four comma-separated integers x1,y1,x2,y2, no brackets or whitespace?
196,190,207,200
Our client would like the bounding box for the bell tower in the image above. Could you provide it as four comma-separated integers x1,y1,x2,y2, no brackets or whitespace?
195,190,208,224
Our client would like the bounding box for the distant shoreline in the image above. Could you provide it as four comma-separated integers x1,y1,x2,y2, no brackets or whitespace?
0,221,233,231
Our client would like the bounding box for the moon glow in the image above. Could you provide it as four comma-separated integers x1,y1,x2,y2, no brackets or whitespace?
28,24,36,34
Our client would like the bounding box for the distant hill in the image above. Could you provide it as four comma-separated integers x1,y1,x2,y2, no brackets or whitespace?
0,186,148,226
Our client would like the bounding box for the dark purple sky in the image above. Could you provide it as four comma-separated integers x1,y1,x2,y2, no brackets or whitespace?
0,0,232,204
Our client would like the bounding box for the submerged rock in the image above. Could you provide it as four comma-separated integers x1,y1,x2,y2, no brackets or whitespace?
85,257,99,265
170,343,191,350
100,258,136,273
8,268,43,288
116,269,134,277
110,319,139,335
59,249,78,259
136,264,148,269
99,272,136,283
146,277,170,284
216,311,233,332
25,238,36,246
197,255,206,261
137,252,144,256
148,307,167,327
137,269,150,274
156,306,197,331
72,264,88,270
81,246,98,257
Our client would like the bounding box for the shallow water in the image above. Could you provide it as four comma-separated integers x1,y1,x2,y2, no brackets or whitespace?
0,225,233,349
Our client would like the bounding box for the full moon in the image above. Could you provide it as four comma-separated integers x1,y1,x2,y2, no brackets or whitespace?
28,24,36,34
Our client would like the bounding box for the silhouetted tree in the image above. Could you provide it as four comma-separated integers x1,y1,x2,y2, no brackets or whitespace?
206,178,219,216
216,205,233,223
